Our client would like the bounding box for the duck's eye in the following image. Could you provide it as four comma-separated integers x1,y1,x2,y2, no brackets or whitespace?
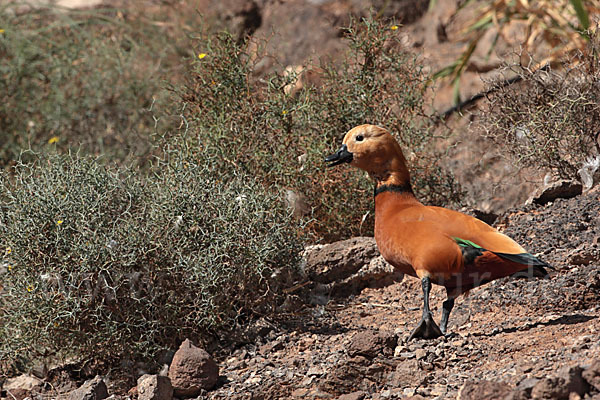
356,135,364,142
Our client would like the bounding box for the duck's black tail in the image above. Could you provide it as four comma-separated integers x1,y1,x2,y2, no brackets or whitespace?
494,251,553,279
454,237,553,279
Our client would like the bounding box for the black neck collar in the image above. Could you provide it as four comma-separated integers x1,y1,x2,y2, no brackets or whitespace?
374,183,414,197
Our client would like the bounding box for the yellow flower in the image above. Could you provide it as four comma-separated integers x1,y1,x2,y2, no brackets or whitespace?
56,220,64,225
5,247,11,255
390,25,399,31
198,53,207,59
282,110,288,115
8,265,12,271
0,29,5,34
48,136,59,144
27,285,34,292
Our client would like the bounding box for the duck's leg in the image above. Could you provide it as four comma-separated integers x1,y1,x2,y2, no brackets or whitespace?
440,297,455,335
409,276,443,340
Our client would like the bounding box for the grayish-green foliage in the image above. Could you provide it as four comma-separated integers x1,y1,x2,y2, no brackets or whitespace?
0,151,301,368
0,5,174,167
176,18,462,241
480,42,600,180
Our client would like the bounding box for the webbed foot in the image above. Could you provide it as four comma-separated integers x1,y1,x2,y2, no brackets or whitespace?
409,311,443,340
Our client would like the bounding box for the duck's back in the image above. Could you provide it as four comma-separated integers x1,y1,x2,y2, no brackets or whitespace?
374,194,530,286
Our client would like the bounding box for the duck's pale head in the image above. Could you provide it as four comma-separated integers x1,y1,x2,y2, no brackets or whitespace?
325,124,411,184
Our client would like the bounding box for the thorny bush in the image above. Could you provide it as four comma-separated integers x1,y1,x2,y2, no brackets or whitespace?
0,3,180,168
0,151,302,371
175,17,462,241
479,38,600,183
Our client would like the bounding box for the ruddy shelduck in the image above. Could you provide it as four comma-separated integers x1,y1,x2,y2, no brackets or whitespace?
325,124,551,340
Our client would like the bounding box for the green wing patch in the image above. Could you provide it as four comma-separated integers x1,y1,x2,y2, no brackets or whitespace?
452,237,483,249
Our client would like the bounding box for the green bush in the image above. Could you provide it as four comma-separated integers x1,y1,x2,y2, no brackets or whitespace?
479,40,600,180
175,17,461,241
0,151,302,369
0,3,179,168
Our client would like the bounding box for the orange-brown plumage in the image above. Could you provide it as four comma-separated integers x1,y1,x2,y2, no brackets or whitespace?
326,124,550,339
374,192,530,294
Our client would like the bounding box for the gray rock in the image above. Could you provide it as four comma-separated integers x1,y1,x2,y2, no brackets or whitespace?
568,244,600,266
4,374,43,392
415,349,427,360
302,238,403,299
67,376,109,400
4,374,44,400
583,359,600,392
302,237,379,283
168,339,219,397
347,330,397,358
517,377,540,392
457,380,511,400
337,391,366,400
527,180,582,206
137,374,173,400
531,366,588,399
306,366,325,377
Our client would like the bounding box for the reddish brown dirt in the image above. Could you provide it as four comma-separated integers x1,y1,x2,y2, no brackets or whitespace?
203,189,600,399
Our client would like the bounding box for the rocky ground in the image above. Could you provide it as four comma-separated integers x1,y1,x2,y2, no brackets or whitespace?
196,188,600,400
5,186,598,400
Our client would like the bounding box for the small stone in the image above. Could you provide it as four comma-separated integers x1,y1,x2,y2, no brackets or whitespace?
4,374,44,400
158,364,169,377
259,340,284,355
517,377,540,393
583,359,600,392
4,374,43,394
307,366,325,377
527,180,582,206
347,330,397,358
393,345,404,357
430,384,446,396
292,388,310,398
67,375,109,400
168,339,219,397
457,380,511,400
399,352,416,359
308,388,335,399
415,349,427,360
137,374,173,400
531,366,588,399
337,391,366,400
408,342,424,351
245,376,262,385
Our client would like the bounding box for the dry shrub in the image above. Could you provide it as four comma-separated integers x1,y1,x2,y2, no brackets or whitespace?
0,3,181,168
435,0,599,103
174,17,462,241
479,40,600,181
0,150,302,372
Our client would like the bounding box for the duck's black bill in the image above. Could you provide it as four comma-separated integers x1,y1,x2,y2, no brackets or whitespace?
325,144,353,167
